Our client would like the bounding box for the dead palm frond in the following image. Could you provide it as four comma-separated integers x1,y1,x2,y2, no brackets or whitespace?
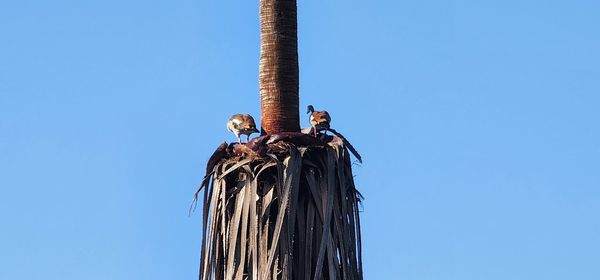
195,135,363,280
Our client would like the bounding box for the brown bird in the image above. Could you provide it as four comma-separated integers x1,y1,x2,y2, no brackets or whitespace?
307,105,331,137
227,114,260,143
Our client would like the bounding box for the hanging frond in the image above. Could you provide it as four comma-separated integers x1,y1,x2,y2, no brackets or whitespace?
196,134,363,280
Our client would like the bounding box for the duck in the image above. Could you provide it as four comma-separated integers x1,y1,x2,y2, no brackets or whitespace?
226,113,260,143
307,105,331,137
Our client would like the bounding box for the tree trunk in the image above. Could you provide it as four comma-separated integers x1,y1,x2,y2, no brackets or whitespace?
259,0,300,134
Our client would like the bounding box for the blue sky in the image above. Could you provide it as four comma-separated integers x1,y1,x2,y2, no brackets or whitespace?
1,0,599,279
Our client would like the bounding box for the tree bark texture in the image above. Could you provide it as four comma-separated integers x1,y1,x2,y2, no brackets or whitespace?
259,0,300,134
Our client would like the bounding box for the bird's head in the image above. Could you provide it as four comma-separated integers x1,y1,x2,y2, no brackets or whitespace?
307,105,315,114
242,122,259,134
247,126,260,133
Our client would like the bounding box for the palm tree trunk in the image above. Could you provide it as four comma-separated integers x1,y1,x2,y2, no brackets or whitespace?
196,1,364,279
259,0,300,134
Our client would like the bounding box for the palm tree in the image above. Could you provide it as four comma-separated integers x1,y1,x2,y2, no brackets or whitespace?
196,0,363,279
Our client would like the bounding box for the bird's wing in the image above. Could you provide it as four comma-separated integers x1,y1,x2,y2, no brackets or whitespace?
322,111,331,123
228,114,244,129
312,111,331,124
241,114,258,128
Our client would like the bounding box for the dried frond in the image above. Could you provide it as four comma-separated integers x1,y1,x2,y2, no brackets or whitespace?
196,138,363,280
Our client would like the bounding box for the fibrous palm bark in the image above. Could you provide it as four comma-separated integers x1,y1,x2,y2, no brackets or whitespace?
259,0,300,134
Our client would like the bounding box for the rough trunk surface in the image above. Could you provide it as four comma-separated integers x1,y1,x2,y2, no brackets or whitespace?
259,0,300,134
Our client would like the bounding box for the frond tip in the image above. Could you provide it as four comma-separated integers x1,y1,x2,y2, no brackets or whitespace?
195,138,363,280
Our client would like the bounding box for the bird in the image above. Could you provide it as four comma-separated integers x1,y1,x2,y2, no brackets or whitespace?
307,105,331,137
227,114,260,144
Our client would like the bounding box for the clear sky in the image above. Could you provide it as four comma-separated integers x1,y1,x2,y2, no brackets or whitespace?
1,0,599,279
